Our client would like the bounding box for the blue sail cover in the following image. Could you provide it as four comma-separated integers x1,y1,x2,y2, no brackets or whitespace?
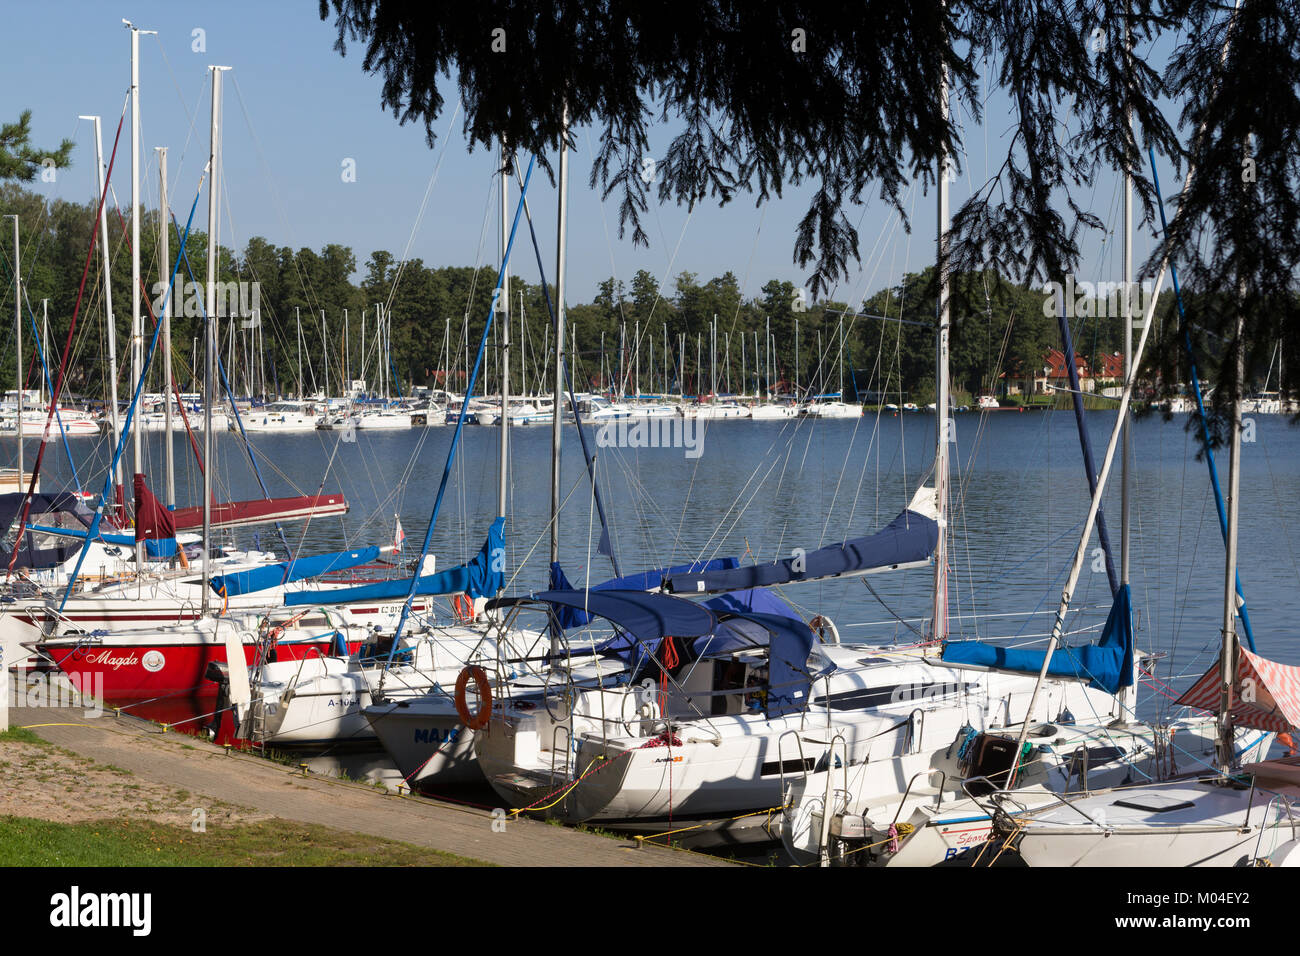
548,557,741,628
589,591,816,718
526,589,718,648
941,584,1135,694
5,494,95,569
283,518,505,607
713,610,817,718
665,506,938,594
211,546,381,597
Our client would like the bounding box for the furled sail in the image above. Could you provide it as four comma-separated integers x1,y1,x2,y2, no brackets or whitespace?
665,486,939,595
941,583,1135,695
283,517,503,606
170,493,347,532
210,546,382,598
134,473,178,558
548,557,740,628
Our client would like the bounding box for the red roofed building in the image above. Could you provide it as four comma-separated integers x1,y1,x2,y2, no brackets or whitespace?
1003,349,1125,397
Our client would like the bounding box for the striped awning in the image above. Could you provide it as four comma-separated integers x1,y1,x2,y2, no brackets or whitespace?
1175,646,1300,732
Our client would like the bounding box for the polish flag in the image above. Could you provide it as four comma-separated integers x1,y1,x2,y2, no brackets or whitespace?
393,516,406,553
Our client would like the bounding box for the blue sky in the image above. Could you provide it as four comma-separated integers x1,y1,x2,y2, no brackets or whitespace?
8,1,1181,309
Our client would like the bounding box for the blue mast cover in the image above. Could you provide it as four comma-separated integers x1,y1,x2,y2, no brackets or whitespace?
211,546,382,597
666,506,938,594
941,584,1135,694
283,518,505,606
548,557,741,628
532,589,719,644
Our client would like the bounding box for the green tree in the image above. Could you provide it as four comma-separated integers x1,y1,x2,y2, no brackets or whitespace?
0,111,73,183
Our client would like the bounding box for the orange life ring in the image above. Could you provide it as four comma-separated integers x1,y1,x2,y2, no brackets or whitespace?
452,592,475,622
454,665,493,730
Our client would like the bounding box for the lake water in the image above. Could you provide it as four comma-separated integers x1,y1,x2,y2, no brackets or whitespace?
26,406,1300,725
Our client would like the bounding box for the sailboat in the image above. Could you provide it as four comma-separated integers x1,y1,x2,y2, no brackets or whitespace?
777,63,1230,865
985,298,1297,867
228,143,542,768
24,63,416,716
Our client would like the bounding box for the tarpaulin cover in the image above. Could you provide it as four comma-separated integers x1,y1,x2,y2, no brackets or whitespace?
522,588,718,646
942,584,1135,695
211,546,382,597
665,506,938,594
1,492,95,569
548,557,741,628
588,587,816,718
1176,644,1300,733
134,474,178,558
283,517,504,606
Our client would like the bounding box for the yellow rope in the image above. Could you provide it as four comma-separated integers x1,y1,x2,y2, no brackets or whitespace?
797,822,916,867
640,803,789,841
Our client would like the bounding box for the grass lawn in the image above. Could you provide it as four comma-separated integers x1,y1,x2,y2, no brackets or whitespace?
0,816,491,867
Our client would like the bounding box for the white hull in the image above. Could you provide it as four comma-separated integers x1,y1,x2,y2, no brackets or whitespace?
476,644,1122,824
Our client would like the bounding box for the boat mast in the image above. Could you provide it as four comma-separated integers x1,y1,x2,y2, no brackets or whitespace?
40,300,48,408
158,146,175,508
83,115,122,500
1119,9,1135,719
295,307,302,399
202,65,229,615
1218,307,1244,773
9,214,20,484
128,21,154,571
549,102,570,592
497,137,510,531
933,57,951,641
795,318,800,397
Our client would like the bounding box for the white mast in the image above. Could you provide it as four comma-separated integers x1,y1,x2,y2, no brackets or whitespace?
202,65,229,615
549,102,570,577
711,315,717,399
933,58,951,641
158,146,175,508
321,310,328,401
126,20,155,571
295,307,302,399
84,115,122,500
1118,8,1136,720
1218,309,1244,773
40,300,48,407
498,137,510,527
9,215,21,484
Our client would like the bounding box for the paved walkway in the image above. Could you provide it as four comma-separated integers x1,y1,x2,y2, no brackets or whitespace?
9,707,734,867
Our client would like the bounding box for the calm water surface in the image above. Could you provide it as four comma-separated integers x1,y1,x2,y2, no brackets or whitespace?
24,406,1300,723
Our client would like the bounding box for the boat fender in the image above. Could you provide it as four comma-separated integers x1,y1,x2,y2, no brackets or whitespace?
454,665,493,730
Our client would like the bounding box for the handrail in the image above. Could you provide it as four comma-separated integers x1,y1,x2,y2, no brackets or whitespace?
818,732,848,866
550,724,573,781
777,729,810,809
905,708,926,755
1252,794,1298,861
892,769,949,830
1067,744,1090,794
